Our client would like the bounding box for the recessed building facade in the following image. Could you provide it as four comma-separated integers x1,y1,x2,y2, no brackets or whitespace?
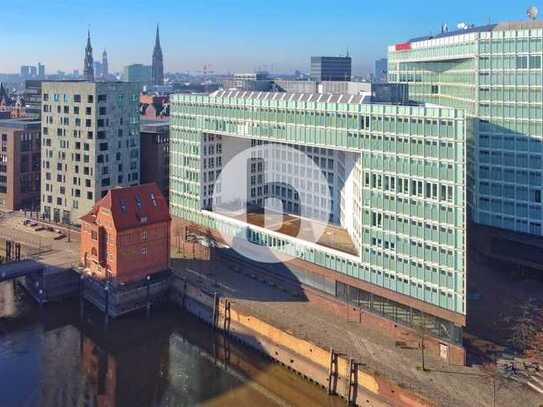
40,81,140,224
170,90,467,358
140,120,169,201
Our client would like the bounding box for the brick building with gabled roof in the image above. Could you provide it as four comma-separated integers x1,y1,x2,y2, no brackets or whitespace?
80,183,171,283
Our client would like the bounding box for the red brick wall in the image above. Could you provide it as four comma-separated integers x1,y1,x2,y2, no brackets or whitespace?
81,211,170,283
116,221,170,283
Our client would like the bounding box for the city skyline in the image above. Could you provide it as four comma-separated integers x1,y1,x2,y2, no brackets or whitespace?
0,1,535,74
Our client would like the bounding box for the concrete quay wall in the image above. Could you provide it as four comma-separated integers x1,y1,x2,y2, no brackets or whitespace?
171,276,436,407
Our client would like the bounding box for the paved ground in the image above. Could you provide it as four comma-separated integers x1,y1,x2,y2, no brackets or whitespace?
0,212,80,268
171,251,543,407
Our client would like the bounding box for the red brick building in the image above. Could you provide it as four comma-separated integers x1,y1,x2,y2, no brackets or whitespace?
0,118,41,210
139,94,169,120
80,183,171,283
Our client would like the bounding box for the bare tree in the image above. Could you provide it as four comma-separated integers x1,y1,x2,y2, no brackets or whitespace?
414,318,429,372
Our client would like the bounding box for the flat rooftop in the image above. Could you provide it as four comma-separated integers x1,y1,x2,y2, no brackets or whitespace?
228,210,358,256
0,118,41,129
409,20,543,43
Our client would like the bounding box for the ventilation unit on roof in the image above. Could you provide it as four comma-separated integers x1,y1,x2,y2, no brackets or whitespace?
456,22,474,30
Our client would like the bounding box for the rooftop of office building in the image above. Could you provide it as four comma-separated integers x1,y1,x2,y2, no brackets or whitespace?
408,19,543,43
0,118,41,129
179,86,418,108
209,89,369,104
140,119,170,133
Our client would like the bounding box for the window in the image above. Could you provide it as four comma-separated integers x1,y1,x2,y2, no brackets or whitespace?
431,85,439,94
87,95,94,103
516,56,528,69
141,247,147,256
141,231,148,241
74,94,81,103
530,55,542,69
150,192,158,207
91,231,97,240
135,194,143,209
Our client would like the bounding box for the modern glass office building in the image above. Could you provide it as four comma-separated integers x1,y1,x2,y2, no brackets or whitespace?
389,21,543,238
170,90,467,345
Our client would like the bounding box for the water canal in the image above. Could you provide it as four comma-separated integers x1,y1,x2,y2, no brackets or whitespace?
0,281,342,407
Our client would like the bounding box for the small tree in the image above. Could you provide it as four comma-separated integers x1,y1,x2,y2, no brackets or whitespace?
414,317,428,372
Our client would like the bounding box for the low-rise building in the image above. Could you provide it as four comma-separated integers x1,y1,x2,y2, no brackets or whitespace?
0,118,41,210
80,183,171,283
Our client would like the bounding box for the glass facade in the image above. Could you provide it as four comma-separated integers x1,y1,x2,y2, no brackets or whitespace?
170,91,467,323
389,24,543,236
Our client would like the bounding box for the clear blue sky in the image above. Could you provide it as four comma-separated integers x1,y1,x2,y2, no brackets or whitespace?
0,1,534,74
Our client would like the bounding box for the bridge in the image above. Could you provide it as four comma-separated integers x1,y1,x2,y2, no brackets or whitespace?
0,258,80,304
0,259,44,283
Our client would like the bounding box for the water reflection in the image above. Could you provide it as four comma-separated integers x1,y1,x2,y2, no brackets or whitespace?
0,286,341,407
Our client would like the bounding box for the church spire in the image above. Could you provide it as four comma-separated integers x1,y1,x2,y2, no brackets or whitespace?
102,49,109,78
83,29,94,81
152,24,164,86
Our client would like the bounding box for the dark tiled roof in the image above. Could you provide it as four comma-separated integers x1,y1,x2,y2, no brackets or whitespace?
81,183,170,231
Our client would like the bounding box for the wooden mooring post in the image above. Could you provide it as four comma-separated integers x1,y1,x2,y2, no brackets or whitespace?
212,292,219,329
328,348,339,395
79,275,85,320
347,358,359,406
104,283,110,328
145,275,151,318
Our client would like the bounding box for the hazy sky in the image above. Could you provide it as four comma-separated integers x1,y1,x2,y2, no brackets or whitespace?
0,1,533,74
